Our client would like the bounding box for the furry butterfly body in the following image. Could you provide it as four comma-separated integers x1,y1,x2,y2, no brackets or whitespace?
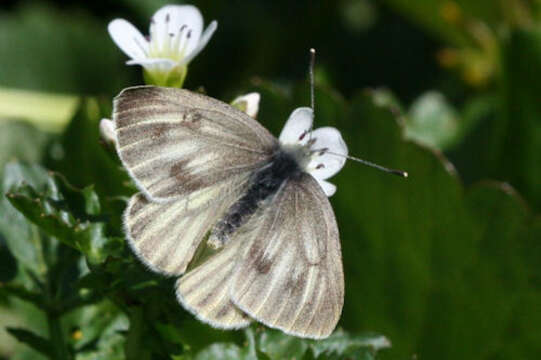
114,85,345,339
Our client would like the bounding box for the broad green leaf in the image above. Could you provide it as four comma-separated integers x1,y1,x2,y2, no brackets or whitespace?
247,83,540,359
0,163,50,276
0,88,78,133
492,28,541,211
0,3,130,94
0,121,50,175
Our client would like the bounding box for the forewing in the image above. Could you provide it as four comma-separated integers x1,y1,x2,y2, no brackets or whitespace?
113,86,276,202
124,172,246,276
175,235,251,329
230,173,344,339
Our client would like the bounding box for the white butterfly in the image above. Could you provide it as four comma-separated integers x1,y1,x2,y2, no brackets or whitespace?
112,85,354,339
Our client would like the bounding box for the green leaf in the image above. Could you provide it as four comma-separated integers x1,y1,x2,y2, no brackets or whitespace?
0,3,130,94
308,330,390,359
405,91,460,150
247,83,540,359
194,329,256,360
5,164,122,266
194,343,254,360
0,162,50,276
0,121,50,175
45,99,132,236
492,28,541,211
6,327,53,358
0,284,43,308
0,233,17,282
257,329,308,360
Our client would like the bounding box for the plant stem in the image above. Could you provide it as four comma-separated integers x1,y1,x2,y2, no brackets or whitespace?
47,310,71,360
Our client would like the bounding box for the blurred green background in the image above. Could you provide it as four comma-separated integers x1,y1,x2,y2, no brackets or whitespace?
0,0,540,359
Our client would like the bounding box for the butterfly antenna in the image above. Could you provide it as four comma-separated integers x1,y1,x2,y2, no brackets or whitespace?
322,150,408,178
308,48,316,143
309,48,316,112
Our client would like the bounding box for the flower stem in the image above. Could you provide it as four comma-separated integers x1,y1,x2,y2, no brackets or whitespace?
47,310,71,360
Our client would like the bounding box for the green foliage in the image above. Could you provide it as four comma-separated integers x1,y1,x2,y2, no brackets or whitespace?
0,3,129,94
0,1,539,359
0,106,390,358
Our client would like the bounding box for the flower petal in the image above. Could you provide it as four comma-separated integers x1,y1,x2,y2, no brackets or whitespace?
278,107,313,145
231,92,260,118
152,5,203,56
126,58,177,72
316,179,337,197
181,20,217,65
99,118,116,145
307,127,348,180
108,19,149,60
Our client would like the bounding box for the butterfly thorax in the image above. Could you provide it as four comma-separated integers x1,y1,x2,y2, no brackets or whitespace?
208,145,305,249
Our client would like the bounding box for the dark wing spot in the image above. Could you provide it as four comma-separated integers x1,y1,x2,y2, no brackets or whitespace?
183,111,202,129
284,270,306,294
254,255,272,274
168,159,208,193
151,123,171,138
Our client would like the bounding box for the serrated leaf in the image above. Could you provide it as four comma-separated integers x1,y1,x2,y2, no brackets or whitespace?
5,164,122,266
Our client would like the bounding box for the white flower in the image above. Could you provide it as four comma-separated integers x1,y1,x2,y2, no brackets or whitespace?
108,5,217,87
279,107,347,197
231,92,260,118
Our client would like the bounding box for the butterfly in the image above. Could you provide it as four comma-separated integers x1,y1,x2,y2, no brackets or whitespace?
112,81,406,339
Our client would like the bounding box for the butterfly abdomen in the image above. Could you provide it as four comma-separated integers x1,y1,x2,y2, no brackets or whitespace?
210,148,302,247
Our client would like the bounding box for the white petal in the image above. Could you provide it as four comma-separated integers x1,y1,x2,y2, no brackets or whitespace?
127,58,177,72
279,107,313,145
231,92,260,118
181,20,217,65
99,118,116,145
307,127,348,180
108,19,149,60
152,5,203,56
316,179,337,197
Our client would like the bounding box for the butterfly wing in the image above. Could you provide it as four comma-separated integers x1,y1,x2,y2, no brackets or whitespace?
117,86,276,276
230,172,344,339
175,233,251,329
113,86,276,202
125,187,240,276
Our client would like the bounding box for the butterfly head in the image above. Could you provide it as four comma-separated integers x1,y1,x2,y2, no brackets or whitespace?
278,107,348,197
